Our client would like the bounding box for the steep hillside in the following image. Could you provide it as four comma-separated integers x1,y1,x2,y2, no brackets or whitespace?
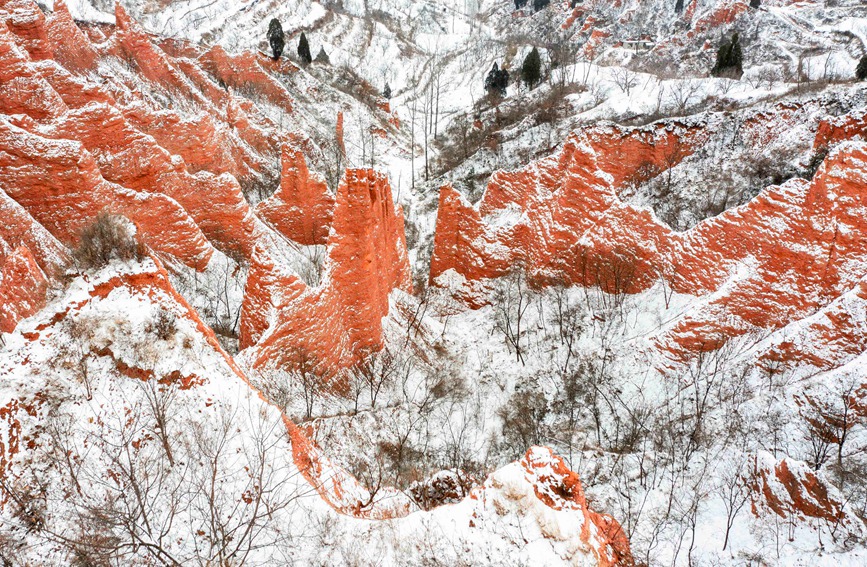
2,0,867,565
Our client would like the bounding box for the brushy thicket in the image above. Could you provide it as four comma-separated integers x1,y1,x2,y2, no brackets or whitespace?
72,212,148,270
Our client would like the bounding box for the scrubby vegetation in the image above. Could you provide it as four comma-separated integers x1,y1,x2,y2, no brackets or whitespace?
72,213,147,270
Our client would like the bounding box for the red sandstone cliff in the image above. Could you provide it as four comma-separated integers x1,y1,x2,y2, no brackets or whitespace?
256,140,335,245
243,168,412,374
430,123,867,360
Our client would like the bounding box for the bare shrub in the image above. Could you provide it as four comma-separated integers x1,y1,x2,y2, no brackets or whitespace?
148,309,177,341
498,388,549,455
72,213,147,270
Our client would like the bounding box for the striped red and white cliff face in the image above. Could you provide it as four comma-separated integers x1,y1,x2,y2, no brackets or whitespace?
0,247,48,333
0,0,410,378
430,119,867,361
242,168,412,375
749,451,866,541
256,140,335,246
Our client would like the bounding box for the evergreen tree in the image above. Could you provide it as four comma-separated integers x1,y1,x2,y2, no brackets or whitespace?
514,0,528,9
749,0,760,8
711,33,744,79
522,47,542,89
298,32,312,65
315,47,330,64
267,19,285,60
533,0,550,10
485,63,501,95
857,55,867,81
675,0,684,14
383,82,392,99
484,63,509,97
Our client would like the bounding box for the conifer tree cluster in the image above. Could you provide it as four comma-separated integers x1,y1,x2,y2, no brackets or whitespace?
711,33,744,79
485,63,510,97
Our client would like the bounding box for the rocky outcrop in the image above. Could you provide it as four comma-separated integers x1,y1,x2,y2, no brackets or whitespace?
0,188,68,274
749,452,865,540
431,122,867,359
243,169,412,374
0,118,214,270
470,446,633,567
256,141,335,245
815,108,867,152
44,0,98,72
0,246,48,333
198,45,294,115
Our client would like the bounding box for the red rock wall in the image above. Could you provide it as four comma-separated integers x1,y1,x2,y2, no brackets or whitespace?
0,246,48,333
243,169,412,375
749,452,862,539
431,123,867,359
256,140,335,245
519,447,633,567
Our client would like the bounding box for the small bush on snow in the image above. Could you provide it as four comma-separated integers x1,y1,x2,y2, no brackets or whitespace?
72,212,147,270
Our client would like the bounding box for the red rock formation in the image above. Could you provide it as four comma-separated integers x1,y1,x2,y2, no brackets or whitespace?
756,277,867,375
471,446,633,567
815,109,867,151
256,141,335,245
431,124,867,359
44,0,98,72
198,45,294,115
0,246,48,333
0,188,69,274
749,452,863,539
0,0,50,60
110,4,206,106
243,169,412,374
0,21,67,119
0,118,214,269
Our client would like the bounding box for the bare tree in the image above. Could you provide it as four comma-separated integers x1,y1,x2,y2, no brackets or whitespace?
797,376,864,489
717,456,750,551
611,66,639,96
493,268,532,365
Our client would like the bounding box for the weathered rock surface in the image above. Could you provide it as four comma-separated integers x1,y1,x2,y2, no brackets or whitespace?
0,246,48,333
431,123,867,360
470,446,633,567
750,451,865,540
243,169,412,374
256,140,335,245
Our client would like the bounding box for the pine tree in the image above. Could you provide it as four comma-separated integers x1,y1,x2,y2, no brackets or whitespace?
749,0,760,8
730,33,743,73
675,0,684,14
267,19,285,60
485,63,500,94
857,56,867,81
522,47,542,89
533,0,550,11
315,47,330,64
711,33,743,79
514,0,528,9
484,63,509,97
298,32,312,66
383,83,392,99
